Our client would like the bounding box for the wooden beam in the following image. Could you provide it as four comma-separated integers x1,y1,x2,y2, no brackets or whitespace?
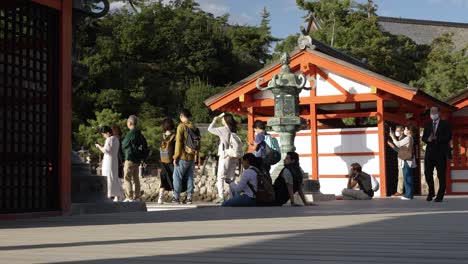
32,0,61,9
316,67,350,95
384,112,409,125
208,51,307,110
377,99,387,197
300,94,380,104
302,52,449,110
316,112,377,119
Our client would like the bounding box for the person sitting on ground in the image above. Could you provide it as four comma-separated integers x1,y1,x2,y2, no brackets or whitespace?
273,151,314,206
341,163,374,200
222,153,259,207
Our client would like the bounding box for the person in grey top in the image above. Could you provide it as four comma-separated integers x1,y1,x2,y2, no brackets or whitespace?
341,163,374,200
208,113,240,203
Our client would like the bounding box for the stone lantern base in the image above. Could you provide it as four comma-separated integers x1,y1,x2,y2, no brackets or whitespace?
300,179,336,202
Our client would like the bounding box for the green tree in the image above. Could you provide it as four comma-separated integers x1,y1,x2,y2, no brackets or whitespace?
295,0,428,84
410,34,468,100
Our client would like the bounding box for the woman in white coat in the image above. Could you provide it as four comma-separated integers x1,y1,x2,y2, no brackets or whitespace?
390,125,418,200
96,126,123,201
208,113,239,203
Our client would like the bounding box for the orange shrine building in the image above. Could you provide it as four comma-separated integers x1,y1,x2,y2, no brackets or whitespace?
205,39,467,197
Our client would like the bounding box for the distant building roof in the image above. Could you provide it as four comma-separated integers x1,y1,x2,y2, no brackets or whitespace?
377,16,468,49
306,15,468,50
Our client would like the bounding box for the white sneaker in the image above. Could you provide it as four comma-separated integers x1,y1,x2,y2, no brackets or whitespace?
113,197,119,202
123,198,133,202
400,197,412,200
157,197,164,204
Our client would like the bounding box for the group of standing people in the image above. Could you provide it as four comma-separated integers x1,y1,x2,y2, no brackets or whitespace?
388,106,451,202
340,105,452,201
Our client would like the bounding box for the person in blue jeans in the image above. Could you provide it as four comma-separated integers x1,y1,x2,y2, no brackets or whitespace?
172,109,198,204
222,153,259,207
390,125,418,200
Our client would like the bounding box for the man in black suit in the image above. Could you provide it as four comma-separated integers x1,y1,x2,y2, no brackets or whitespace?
422,106,452,202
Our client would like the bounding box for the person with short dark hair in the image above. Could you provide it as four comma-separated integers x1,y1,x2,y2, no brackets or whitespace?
273,152,313,206
208,113,240,203
158,118,176,204
96,126,123,202
423,106,452,202
390,125,418,200
172,109,198,204
222,153,258,207
341,163,374,200
250,120,271,174
387,125,405,196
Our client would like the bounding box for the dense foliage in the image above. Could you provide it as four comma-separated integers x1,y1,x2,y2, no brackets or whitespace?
73,0,275,162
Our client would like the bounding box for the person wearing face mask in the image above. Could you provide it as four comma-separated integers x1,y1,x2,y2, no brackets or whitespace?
422,106,452,202
387,125,406,197
390,125,418,200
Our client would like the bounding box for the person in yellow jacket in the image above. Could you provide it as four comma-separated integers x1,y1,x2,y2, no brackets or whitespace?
172,109,200,204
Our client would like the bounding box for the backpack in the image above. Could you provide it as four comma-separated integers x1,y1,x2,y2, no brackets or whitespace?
160,134,175,163
274,166,303,206
225,133,243,159
262,134,281,165
247,167,275,206
370,175,380,192
184,126,201,155
132,132,149,161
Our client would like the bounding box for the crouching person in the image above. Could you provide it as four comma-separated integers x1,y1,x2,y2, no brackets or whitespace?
341,163,374,200
222,153,259,207
273,152,313,206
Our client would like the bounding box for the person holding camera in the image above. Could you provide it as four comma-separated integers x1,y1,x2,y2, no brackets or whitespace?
341,163,374,200
222,153,258,207
390,125,417,200
208,113,239,204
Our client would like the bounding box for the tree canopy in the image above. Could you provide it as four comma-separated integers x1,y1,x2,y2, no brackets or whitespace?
73,0,276,161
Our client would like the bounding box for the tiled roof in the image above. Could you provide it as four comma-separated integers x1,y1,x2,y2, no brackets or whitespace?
378,16,468,49
204,38,369,105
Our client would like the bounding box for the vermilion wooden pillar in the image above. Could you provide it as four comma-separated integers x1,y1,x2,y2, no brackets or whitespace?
310,103,319,180
377,98,387,196
58,0,72,214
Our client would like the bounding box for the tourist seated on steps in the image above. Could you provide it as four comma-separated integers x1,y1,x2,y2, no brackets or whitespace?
273,151,314,206
222,153,259,207
340,163,374,200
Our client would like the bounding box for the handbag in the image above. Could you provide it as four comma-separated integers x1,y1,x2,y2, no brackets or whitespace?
397,138,413,160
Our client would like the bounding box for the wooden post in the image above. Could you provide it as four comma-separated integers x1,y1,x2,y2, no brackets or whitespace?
310,103,319,180
377,99,387,196
247,107,254,152
59,0,72,214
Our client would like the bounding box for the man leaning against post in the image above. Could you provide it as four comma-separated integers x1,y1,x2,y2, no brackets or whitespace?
422,106,452,202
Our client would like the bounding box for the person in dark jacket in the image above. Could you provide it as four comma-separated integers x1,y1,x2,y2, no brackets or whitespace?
274,152,313,206
422,106,452,202
121,115,145,202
